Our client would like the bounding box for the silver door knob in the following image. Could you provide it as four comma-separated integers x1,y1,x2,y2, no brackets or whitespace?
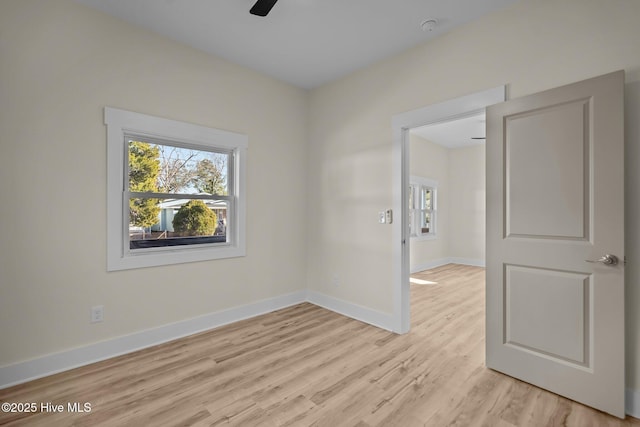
585,254,618,266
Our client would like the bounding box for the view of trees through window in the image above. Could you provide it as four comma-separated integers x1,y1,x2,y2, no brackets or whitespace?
127,138,231,249
421,187,433,234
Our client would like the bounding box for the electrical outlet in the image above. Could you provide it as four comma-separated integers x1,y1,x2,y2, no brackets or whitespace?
332,275,340,288
91,305,104,323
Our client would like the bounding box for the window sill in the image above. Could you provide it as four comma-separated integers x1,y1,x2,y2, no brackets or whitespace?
410,234,438,241
108,243,246,271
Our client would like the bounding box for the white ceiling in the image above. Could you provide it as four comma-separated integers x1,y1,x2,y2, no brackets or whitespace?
411,113,486,149
74,0,518,89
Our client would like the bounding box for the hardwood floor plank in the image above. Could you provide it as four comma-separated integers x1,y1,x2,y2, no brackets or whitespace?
1,264,638,426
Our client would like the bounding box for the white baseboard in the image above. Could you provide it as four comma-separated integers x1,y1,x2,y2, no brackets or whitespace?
410,258,451,273
628,387,640,418
411,257,485,273
2,288,637,418
1,290,396,389
448,257,485,267
0,291,307,389
306,291,395,332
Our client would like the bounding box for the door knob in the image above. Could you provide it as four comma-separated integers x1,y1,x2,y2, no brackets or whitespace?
585,254,618,266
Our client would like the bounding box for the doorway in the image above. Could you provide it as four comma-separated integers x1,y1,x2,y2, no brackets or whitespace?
408,113,487,275
392,72,626,417
391,86,505,333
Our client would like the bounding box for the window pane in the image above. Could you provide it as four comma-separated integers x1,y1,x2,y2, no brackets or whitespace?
421,211,431,234
423,187,432,210
409,209,414,235
409,185,415,209
128,139,229,196
129,197,228,249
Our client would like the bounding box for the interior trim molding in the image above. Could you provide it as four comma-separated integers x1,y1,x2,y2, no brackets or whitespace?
392,85,507,335
410,257,486,274
627,387,640,418
448,258,486,268
306,291,395,332
1,290,396,389
0,291,307,389
1,289,637,416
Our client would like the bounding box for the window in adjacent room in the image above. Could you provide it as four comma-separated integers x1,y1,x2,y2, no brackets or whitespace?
409,176,437,239
105,107,247,271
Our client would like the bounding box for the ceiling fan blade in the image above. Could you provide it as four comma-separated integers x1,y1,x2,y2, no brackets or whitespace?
250,0,278,16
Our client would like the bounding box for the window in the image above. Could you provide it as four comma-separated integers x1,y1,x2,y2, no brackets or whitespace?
409,176,437,239
105,107,247,271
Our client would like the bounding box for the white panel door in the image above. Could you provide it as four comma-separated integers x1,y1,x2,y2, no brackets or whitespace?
486,71,625,417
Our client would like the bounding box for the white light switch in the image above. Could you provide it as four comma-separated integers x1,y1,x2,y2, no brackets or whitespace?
379,211,386,224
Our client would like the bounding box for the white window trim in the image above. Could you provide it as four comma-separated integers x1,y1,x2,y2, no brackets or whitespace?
410,176,437,241
105,107,247,271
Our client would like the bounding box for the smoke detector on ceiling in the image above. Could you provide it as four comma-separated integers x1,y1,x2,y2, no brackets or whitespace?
420,19,438,32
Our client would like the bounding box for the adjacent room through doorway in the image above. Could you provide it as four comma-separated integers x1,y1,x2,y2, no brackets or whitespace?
408,113,487,276
407,113,487,334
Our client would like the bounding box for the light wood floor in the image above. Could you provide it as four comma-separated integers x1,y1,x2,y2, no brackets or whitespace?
1,264,638,426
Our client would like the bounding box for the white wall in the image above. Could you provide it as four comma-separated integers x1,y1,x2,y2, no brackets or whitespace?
625,80,640,414
0,0,308,367
307,0,640,402
2,0,640,412
409,135,449,270
448,145,485,263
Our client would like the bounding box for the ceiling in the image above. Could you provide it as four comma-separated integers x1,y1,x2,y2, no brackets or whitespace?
74,0,518,89
411,113,486,149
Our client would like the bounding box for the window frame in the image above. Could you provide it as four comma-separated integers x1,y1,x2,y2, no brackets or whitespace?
409,176,437,240
105,107,247,271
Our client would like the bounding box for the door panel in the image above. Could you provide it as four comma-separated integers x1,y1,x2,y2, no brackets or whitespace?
506,99,589,239
505,265,589,365
486,71,625,417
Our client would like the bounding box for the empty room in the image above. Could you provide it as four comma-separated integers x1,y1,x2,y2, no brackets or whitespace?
1,0,640,425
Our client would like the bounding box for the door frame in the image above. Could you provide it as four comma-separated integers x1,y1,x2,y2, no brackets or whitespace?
391,86,505,333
